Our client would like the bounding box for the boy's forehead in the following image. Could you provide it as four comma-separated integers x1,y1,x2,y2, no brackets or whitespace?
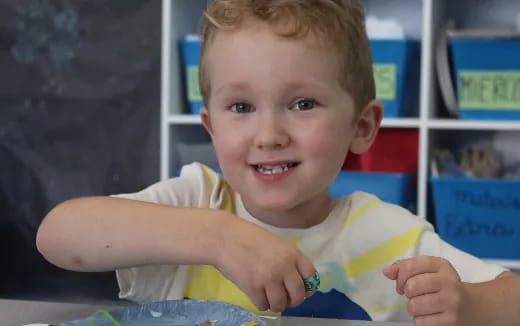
208,38,341,86
201,20,348,97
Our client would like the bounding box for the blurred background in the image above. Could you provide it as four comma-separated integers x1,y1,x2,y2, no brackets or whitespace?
0,0,160,301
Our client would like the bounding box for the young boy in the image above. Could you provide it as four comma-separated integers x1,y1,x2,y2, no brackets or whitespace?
36,0,520,324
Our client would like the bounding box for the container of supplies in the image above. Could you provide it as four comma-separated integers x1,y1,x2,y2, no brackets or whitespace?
330,171,416,212
370,39,421,117
447,30,520,120
179,35,204,114
431,177,520,259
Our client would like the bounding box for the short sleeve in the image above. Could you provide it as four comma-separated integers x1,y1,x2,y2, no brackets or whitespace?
416,230,508,283
111,163,212,302
117,265,179,303
110,165,206,207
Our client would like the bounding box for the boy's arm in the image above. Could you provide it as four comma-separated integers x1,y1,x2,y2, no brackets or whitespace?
37,196,316,311
463,271,520,325
36,196,230,272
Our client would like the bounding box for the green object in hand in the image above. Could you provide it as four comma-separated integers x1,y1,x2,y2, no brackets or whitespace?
303,272,320,291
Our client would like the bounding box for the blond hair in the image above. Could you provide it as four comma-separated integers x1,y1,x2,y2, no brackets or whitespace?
199,0,375,112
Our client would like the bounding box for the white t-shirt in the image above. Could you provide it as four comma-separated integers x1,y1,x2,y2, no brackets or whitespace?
114,163,506,322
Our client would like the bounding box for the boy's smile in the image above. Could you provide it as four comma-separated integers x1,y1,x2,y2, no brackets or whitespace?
250,161,300,183
200,21,381,228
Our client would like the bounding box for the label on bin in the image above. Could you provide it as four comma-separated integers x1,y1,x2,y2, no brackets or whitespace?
373,64,396,101
458,70,520,110
187,65,202,102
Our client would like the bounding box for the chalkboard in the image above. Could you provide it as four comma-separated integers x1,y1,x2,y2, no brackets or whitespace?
0,0,160,301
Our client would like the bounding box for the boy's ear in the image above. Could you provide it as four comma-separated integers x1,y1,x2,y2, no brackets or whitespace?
349,100,384,154
200,107,214,137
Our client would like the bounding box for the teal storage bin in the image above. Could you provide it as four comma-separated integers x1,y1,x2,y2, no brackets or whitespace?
179,37,204,114
370,39,421,117
449,35,520,120
431,177,520,259
329,171,416,211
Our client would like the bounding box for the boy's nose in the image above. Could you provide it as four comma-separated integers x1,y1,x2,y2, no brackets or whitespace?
253,117,290,149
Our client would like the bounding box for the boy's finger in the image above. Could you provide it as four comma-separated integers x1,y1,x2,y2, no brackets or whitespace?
283,270,306,307
265,281,288,313
403,272,441,298
406,292,444,317
393,257,442,294
382,264,399,280
297,258,319,294
413,313,445,326
248,287,269,312
297,257,319,300
296,256,317,283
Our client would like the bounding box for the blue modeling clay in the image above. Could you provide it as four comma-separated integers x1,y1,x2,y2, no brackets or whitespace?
57,300,268,326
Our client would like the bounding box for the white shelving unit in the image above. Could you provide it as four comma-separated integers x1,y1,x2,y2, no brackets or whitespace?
160,0,520,270
167,114,424,128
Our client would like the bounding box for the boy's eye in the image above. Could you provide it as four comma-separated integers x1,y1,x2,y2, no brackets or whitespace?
230,102,254,113
291,98,317,111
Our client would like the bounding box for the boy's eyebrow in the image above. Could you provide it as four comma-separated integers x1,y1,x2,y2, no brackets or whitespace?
214,82,252,96
283,81,329,91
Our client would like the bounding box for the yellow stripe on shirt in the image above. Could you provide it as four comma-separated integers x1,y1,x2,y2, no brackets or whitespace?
343,225,423,278
221,180,234,213
342,200,380,230
201,164,217,184
285,237,302,246
366,304,406,313
201,164,234,213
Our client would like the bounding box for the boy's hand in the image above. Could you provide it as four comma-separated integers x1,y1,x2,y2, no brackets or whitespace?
383,256,470,326
213,216,316,313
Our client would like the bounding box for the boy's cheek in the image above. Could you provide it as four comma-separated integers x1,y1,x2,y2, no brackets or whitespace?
306,137,349,163
212,143,245,172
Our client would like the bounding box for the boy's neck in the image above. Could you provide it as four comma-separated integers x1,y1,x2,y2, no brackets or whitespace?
240,193,338,229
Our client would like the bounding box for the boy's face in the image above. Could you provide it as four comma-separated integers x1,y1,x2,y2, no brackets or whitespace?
201,22,381,222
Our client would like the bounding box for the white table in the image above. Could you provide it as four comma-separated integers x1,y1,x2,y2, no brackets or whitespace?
0,299,411,326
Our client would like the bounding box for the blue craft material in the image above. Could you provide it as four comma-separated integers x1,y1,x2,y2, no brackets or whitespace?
57,300,268,326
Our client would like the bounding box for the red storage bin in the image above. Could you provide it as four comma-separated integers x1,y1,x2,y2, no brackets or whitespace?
344,128,419,173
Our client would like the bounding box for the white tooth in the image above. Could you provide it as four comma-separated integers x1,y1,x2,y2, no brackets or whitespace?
256,163,295,175
259,164,289,169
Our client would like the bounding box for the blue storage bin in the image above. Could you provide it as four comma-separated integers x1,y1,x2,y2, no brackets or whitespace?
179,37,204,114
431,177,520,259
180,37,421,117
449,36,520,120
370,39,421,117
329,171,416,211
